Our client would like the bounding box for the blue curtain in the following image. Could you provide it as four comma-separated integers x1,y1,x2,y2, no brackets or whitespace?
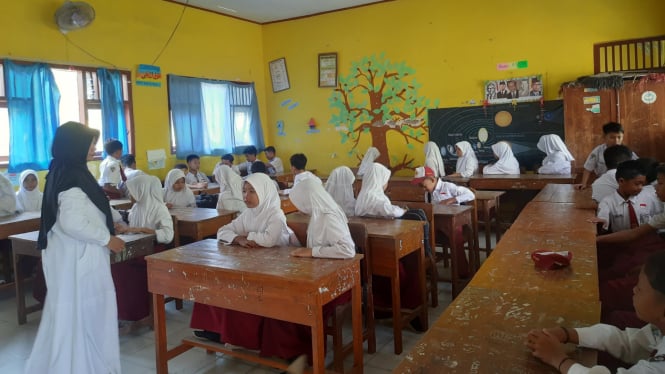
168,75,205,159
98,68,128,156
228,82,264,153
4,60,60,172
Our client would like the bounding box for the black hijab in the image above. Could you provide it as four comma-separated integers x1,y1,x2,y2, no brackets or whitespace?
38,122,115,249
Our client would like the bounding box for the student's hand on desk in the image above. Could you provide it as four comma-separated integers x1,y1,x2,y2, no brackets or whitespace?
291,248,313,257
587,217,606,225
114,223,129,234
440,197,457,205
107,236,126,253
235,236,259,248
526,329,567,368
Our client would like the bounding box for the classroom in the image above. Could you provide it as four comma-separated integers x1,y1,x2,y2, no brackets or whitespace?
1,0,665,373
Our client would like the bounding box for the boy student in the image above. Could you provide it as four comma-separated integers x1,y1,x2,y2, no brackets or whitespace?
526,250,665,373
120,154,144,180
595,160,661,234
264,146,284,175
219,153,240,175
98,139,125,198
578,122,638,190
174,163,188,173
591,145,633,203
282,153,321,194
239,146,259,176
411,166,475,205
185,154,208,189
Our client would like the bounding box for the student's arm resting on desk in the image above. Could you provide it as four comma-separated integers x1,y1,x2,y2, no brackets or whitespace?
246,218,288,248
450,184,475,204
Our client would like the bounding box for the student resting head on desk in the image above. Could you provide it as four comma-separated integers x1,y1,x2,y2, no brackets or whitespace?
482,141,520,175
213,164,246,213
15,169,42,213
325,165,356,217
412,166,475,205
0,171,17,216
163,168,196,209
527,250,665,374
536,134,575,175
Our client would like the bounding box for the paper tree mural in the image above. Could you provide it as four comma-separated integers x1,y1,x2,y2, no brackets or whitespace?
329,54,439,172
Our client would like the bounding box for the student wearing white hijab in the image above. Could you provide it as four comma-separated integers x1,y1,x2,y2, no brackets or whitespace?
214,164,246,213
355,163,405,217
191,173,296,350
163,169,196,208
324,166,356,216
424,141,446,178
537,134,575,175
15,169,42,212
450,141,479,177
0,172,17,216
356,147,380,177
483,141,520,175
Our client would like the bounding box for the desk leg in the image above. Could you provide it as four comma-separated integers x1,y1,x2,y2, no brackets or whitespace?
13,252,26,325
153,293,168,374
417,247,428,331
484,203,492,253
449,222,460,298
311,310,325,373
495,198,502,243
351,279,363,372
391,271,403,355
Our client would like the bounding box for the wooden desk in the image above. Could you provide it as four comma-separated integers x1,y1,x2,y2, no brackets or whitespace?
110,198,133,210
9,231,155,325
286,213,429,354
473,190,505,252
190,182,220,196
510,201,596,233
394,286,599,373
146,240,363,374
533,183,596,209
168,207,236,242
279,195,298,214
0,211,40,240
445,174,576,190
431,204,475,297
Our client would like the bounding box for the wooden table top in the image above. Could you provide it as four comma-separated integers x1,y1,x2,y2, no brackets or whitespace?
431,204,473,216
445,174,577,190
0,211,41,240
394,286,599,373
473,190,506,200
532,184,596,209
191,183,220,196
510,201,596,233
168,207,236,223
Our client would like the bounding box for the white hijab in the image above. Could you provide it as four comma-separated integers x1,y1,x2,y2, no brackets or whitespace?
291,178,348,244
537,134,574,175
325,166,356,216
214,164,246,212
484,142,520,175
127,175,169,229
355,163,395,217
424,141,446,177
0,172,17,216
163,169,196,208
357,147,380,177
16,169,42,212
455,141,479,177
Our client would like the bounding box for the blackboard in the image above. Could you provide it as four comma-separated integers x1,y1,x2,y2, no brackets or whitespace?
428,100,564,172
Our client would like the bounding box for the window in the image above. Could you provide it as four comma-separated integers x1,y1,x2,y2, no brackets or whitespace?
0,60,134,165
168,75,264,158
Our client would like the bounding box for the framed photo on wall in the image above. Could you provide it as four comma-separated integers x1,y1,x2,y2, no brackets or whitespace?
318,52,338,88
269,57,290,92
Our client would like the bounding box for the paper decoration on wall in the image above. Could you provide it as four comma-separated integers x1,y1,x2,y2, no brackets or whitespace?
497,60,528,71
586,104,601,113
279,98,299,110
277,120,286,136
147,149,166,170
485,75,542,105
306,118,319,134
642,91,657,104
136,64,162,87
583,96,600,105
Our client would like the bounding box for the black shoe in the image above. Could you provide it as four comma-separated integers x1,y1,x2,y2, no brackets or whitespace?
193,329,221,342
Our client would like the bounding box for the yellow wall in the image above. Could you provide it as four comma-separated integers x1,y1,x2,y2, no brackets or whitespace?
0,0,267,181
262,0,665,175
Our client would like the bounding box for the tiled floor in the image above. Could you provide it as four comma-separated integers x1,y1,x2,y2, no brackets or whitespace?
0,244,494,373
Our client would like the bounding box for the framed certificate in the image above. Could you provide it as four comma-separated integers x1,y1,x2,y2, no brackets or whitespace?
318,52,338,88
269,57,290,92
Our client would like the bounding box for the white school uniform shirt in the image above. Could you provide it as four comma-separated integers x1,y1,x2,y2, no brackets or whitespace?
239,160,256,175
592,169,618,203
0,172,17,216
185,170,208,185
213,165,246,212
123,167,144,180
357,147,380,177
98,155,122,186
455,141,478,178
584,143,639,176
217,173,294,247
15,169,42,213
126,175,174,244
355,162,405,218
24,187,121,374
430,179,475,205
597,190,661,232
268,156,284,174
536,134,574,175
214,162,241,176
424,141,446,178
290,179,356,259
483,142,520,175
163,169,197,208
282,171,322,195
325,166,356,217
568,323,665,374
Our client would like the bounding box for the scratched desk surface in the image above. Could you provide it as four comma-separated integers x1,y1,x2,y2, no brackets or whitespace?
393,286,599,373
510,201,596,233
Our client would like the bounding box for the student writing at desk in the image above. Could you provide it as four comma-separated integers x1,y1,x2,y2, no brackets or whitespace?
483,141,520,175
26,122,125,374
449,141,479,178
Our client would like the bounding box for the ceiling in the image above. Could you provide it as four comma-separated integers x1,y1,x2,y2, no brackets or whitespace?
167,0,392,24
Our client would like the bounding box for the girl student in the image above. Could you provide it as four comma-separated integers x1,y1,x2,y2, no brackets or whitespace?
190,173,297,351
163,168,196,208
213,164,246,212
537,134,575,175
424,141,446,178
112,174,174,322
15,169,43,212
483,141,520,175
324,165,356,216
450,141,479,178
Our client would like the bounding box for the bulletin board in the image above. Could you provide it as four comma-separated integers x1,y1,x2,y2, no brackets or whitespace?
428,100,564,172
